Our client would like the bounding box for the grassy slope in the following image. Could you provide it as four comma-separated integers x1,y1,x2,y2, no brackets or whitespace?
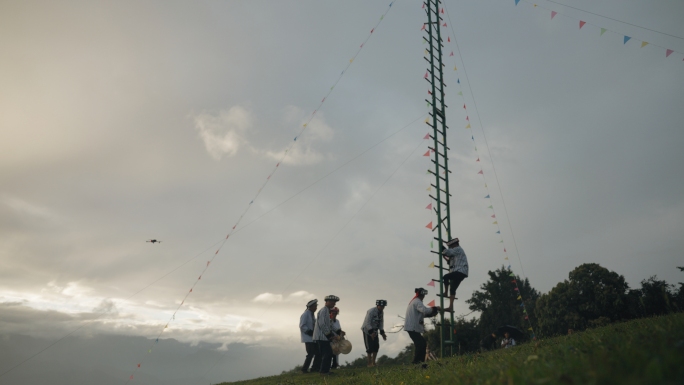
221,313,684,385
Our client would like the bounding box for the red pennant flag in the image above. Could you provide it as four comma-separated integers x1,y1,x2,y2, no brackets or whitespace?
215,250,219,255
450,51,454,56
466,116,469,121
137,363,141,368
525,316,529,320
423,133,430,139
423,150,430,157
551,11,557,19
511,280,516,284
666,49,674,57
428,90,432,95
463,104,466,109
276,162,280,167
504,248,507,252
189,288,193,293
232,225,236,229
478,170,483,175
476,158,480,162
579,20,586,29
421,24,426,31
448,36,451,42
198,275,202,280
427,300,435,307
426,222,433,229
426,203,432,210
440,8,444,14
130,375,134,380
427,280,435,287
422,3,425,8
514,287,519,291
424,71,428,79
491,214,496,218
207,261,210,266
360,43,364,48
443,23,447,27
370,28,374,33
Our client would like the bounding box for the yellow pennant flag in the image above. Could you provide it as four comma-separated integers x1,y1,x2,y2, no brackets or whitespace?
484,183,487,188
429,262,435,268
641,41,649,48
303,123,307,127
427,186,432,191
454,66,458,71
425,117,429,123
517,296,522,300
350,58,354,63
493,221,498,224
465,124,471,128
528,327,533,331
425,49,429,55
505,257,509,260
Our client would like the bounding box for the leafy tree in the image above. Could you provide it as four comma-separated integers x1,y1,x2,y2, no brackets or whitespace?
466,266,539,341
452,317,480,354
634,276,678,316
535,263,629,336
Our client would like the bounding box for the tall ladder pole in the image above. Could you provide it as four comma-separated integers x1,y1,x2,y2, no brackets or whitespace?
423,0,454,357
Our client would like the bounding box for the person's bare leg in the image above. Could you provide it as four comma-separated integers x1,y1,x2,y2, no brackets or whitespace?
371,352,377,366
367,353,373,367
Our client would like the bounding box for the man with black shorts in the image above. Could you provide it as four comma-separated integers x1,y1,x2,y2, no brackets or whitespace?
361,300,386,367
442,237,468,312
313,295,340,376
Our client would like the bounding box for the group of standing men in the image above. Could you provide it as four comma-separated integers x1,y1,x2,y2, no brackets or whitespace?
298,237,468,375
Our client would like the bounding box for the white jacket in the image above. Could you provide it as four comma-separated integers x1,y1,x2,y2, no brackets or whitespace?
361,307,384,335
299,309,316,343
313,306,334,341
404,297,435,333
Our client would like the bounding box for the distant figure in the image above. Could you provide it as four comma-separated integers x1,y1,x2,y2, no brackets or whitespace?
442,237,468,312
361,300,387,367
330,307,345,369
299,299,320,374
568,328,574,335
500,331,516,348
404,288,440,366
479,332,497,353
146,239,161,244
313,295,340,376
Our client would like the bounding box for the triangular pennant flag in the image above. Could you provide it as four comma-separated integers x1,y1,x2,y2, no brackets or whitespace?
421,24,425,31
476,158,480,162
427,300,435,307
427,186,431,191
458,91,462,95
137,363,141,368
370,28,374,33
488,205,493,209
429,261,435,268
600,28,607,36
426,222,433,229
425,49,429,55
524,309,527,313
427,280,435,287
505,257,509,260
579,21,586,29
624,36,631,44
380,15,384,20
350,58,354,63
431,240,434,248
500,240,504,243
551,11,557,19
426,203,432,210
454,66,458,71
496,231,500,234
525,316,529,320
428,90,432,95
423,132,430,139
517,296,522,300
515,0,520,5
424,71,428,79
440,8,444,14
641,41,649,48
422,3,425,8
511,280,516,284
423,150,430,156
471,135,474,140
466,124,471,128
448,36,451,42
478,170,483,175
491,214,496,218
666,49,674,57
504,248,507,252
493,221,498,224
514,287,519,291
509,273,515,277
130,375,134,380
466,116,470,121
528,327,532,331
450,51,454,56
442,23,447,27
485,195,490,198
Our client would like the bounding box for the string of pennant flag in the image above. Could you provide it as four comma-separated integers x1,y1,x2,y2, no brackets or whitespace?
514,0,683,62
124,2,396,382
420,3,537,338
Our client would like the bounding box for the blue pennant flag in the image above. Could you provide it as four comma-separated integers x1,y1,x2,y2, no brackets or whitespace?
508,265,511,269
515,0,520,5
471,135,474,140
457,78,460,84
624,36,631,44
389,1,393,6
485,195,490,198
294,137,297,141
520,303,524,307
496,231,501,234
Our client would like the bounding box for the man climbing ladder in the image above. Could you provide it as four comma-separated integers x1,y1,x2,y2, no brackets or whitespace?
442,237,468,312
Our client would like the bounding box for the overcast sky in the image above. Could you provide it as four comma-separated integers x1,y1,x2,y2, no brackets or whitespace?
1,0,683,383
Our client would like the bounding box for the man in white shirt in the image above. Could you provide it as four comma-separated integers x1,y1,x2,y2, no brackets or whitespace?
501,331,516,348
404,288,440,366
313,295,340,376
442,237,469,312
298,299,320,373
361,300,387,367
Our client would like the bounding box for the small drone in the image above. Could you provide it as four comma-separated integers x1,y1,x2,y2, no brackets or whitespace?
146,239,162,244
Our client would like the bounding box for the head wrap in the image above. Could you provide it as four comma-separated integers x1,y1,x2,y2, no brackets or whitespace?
306,299,318,308
324,295,340,302
376,300,387,306
446,237,460,246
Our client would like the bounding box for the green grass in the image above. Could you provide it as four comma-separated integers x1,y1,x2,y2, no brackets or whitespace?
221,313,684,385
